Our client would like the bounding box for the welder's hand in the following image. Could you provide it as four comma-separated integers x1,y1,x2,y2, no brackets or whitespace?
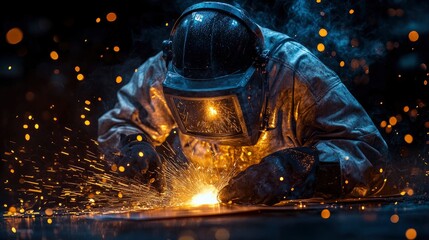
218,147,319,205
115,141,166,193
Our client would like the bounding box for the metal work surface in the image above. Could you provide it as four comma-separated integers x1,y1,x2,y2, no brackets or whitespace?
2,196,428,240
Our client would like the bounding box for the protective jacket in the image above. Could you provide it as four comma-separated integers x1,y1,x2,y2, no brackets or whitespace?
98,27,389,198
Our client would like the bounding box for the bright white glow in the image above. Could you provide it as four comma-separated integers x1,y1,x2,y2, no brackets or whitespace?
190,185,219,206
208,106,218,116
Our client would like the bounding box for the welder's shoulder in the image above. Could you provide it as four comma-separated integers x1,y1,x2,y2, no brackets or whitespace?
261,27,341,99
261,27,335,75
262,28,317,64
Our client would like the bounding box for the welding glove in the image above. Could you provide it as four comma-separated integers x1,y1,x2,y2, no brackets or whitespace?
218,147,318,205
114,135,166,193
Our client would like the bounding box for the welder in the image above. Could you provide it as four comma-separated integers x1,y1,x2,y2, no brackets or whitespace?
97,1,389,205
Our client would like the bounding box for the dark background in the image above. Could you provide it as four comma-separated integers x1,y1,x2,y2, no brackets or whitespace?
1,0,428,212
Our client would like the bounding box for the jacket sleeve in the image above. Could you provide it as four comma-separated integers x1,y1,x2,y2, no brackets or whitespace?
282,44,389,198
300,82,389,198
97,51,176,158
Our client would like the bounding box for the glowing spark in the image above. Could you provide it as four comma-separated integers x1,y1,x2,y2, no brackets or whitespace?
136,135,143,141
408,31,419,42
2,131,240,215
405,228,417,240
208,106,218,116
389,116,398,126
111,164,118,172
28,188,42,193
321,209,330,219
50,51,59,60
390,214,399,223
319,28,328,37
106,12,117,22
8,207,16,214
44,208,53,216
6,27,23,45
317,43,325,52
404,134,413,144
77,73,84,81
190,185,219,206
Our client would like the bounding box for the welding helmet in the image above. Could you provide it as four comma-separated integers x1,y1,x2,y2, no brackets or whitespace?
162,2,268,146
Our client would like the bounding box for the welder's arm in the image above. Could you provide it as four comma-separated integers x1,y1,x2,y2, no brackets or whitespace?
218,83,388,205
97,51,175,156
300,83,389,198
113,133,167,192
97,52,175,191
218,147,319,205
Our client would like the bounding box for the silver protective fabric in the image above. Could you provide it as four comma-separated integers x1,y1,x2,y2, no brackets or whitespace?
97,27,389,197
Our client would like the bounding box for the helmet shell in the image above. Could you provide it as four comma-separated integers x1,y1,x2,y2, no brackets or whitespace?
170,3,262,79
